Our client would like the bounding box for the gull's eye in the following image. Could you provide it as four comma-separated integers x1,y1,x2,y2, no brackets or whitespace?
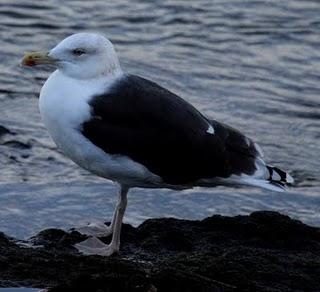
72,48,86,56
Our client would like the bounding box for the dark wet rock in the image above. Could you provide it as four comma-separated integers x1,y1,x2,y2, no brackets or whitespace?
0,211,320,291
30,228,86,250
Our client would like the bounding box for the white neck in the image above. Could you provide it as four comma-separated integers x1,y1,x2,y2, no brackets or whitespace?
39,69,123,131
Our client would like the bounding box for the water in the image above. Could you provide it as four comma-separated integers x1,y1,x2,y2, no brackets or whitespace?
0,0,319,239
0,289,41,292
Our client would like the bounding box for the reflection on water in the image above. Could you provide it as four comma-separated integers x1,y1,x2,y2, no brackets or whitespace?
0,289,41,292
0,0,319,238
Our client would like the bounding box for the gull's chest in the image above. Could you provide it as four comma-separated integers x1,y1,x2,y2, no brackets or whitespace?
39,71,94,129
39,71,93,149
39,71,107,170
38,71,159,185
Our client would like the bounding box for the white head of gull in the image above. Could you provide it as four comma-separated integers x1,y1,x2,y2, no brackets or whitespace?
48,33,121,80
22,33,294,256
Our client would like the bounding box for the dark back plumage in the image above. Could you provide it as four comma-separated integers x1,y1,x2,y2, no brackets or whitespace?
82,74,259,185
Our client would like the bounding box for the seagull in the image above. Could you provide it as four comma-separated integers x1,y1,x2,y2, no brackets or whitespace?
21,33,293,256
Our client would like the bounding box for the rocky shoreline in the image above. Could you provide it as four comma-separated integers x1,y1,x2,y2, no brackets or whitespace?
1,211,320,291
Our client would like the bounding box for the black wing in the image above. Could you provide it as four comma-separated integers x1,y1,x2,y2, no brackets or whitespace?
82,74,259,185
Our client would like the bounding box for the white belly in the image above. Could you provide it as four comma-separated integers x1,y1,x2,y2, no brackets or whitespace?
39,70,162,187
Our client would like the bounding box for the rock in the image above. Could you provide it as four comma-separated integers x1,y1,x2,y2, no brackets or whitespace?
0,211,320,291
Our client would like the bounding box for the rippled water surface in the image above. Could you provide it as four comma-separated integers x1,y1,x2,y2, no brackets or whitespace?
0,0,319,238
0,289,40,292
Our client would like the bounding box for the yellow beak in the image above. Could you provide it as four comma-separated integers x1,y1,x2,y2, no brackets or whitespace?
21,51,56,67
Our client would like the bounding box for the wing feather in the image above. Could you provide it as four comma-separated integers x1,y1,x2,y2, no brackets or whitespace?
82,74,258,185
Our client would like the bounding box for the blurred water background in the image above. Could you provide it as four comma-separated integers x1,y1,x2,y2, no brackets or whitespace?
0,0,319,239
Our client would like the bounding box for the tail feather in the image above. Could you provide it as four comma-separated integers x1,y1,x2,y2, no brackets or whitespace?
196,157,294,193
238,165,294,192
266,165,294,185
239,178,287,192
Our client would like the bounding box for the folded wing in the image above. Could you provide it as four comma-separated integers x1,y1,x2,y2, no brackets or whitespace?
82,74,263,185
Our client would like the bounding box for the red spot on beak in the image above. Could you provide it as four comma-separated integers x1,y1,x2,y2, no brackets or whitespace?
24,59,36,67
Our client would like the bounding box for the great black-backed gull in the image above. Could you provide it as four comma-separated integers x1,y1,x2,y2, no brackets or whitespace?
21,33,293,256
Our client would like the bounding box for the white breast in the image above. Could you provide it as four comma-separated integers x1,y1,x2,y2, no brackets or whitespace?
39,70,161,186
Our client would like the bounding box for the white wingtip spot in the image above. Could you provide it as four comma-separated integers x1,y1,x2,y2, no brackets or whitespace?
207,124,215,135
286,173,294,184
